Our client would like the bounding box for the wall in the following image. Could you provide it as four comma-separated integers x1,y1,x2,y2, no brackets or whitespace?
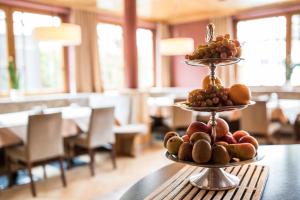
170,20,210,87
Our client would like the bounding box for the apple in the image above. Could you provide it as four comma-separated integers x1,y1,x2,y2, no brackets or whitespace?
186,121,211,137
218,133,237,144
232,130,249,141
207,118,229,139
182,135,190,143
239,135,259,149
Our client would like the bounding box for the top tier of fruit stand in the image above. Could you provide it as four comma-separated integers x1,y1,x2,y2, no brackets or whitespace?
175,23,254,114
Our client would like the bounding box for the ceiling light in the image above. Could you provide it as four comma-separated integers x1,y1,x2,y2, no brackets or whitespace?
160,37,194,56
32,23,82,46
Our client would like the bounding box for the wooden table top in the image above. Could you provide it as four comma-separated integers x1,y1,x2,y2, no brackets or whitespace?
121,144,300,200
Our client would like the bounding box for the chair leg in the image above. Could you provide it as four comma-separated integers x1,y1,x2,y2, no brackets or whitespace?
110,144,117,169
58,157,67,187
5,155,13,187
66,142,74,169
27,162,36,197
88,149,95,176
42,164,47,179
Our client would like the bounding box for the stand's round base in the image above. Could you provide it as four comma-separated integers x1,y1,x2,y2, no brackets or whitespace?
189,168,239,190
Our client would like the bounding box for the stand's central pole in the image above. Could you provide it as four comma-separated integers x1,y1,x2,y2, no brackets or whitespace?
210,111,217,143
209,62,217,143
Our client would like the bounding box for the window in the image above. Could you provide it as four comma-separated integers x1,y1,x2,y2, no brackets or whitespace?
291,15,300,86
0,10,8,93
97,23,124,90
13,11,65,93
237,16,286,86
137,28,154,88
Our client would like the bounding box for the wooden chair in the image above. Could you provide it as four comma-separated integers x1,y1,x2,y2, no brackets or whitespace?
6,113,66,197
66,107,116,176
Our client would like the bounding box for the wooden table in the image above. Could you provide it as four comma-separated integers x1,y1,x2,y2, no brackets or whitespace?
121,145,300,200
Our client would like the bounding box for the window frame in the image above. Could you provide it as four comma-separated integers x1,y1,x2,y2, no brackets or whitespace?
233,9,300,87
0,3,69,95
97,15,157,90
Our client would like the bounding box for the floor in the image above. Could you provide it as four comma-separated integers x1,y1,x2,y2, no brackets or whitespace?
0,144,170,200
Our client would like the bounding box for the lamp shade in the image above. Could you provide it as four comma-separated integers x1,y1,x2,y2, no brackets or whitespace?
160,37,194,56
32,23,82,46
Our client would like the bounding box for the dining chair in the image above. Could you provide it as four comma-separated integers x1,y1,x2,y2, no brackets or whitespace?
240,101,281,144
66,107,116,176
6,113,66,197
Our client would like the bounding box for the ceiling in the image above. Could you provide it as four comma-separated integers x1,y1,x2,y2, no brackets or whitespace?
31,0,300,24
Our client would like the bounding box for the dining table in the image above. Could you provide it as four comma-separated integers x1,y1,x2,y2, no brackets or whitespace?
121,144,300,200
0,105,148,173
0,106,92,149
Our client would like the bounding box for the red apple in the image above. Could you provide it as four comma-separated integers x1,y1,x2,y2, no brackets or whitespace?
218,133,237,144
186,121,211,137
207,118,229,139
232,130,249,141
182,135,190,143
239,135,259,149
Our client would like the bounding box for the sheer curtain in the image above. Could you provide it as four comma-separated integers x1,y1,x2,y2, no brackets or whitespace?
210,17,237,87
71,9,103,92
156,23,171,87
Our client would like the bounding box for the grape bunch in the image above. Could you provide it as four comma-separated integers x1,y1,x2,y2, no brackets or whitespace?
187,85,234,107
185,34,241,60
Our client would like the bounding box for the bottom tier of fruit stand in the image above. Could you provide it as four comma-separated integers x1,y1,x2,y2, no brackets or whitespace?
166,152,264,190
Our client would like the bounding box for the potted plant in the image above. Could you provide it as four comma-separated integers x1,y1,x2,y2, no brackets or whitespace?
285,62,300,90
8,56,20,99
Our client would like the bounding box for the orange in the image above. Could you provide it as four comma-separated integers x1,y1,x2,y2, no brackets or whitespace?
202,75,222,89
229,84,251,105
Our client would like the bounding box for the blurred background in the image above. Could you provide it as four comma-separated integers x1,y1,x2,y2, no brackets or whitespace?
0,0,300,199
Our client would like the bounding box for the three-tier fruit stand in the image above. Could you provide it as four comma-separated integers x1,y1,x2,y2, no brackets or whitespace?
165,23,262,191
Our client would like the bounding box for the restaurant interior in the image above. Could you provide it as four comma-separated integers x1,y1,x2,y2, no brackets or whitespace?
0,0,300,199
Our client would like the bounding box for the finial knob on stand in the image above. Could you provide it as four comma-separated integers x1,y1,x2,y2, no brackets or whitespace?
206,23,215,43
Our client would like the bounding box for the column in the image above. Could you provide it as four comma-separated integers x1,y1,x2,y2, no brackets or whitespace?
123,0,138,88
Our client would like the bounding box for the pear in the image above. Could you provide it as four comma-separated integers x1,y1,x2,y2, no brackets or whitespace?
226,143,256,160
214,141,229,148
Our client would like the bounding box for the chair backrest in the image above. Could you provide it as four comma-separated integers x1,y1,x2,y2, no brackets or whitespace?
87,107,115,148
89,95,132,125
172,106,193,129
240,101,269,135
171,98,193,130
27,113,63,162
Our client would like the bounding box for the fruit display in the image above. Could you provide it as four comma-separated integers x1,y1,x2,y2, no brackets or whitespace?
185,33,241,60
167,23,258,191
186,75,251,107
164,119,259,164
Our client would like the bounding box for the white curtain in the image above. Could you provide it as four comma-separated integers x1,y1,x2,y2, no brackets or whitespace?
210,17,237,87
156,23,171,87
